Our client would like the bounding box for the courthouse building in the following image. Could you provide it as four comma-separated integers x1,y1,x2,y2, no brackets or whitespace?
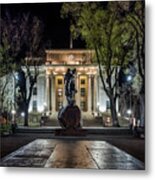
28,49,113,118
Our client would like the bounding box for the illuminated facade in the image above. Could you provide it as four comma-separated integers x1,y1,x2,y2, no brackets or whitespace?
28,49,115,117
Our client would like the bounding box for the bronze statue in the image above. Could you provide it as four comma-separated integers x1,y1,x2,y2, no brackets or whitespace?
64,68,77,105
57,68,81,129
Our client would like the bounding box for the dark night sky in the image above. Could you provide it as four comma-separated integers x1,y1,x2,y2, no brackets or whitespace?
1,2,86,49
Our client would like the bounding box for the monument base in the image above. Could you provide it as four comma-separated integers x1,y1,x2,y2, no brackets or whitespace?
58,104,81,128
55,128,87,136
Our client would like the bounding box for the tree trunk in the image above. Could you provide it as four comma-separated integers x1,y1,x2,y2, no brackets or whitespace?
24,104,29,126
139,93,145,127
119,93,127,116
109,96,120,127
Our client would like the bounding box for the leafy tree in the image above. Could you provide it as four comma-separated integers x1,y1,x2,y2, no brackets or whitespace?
61,2,136,126
117,1,145,127
126,1,145,127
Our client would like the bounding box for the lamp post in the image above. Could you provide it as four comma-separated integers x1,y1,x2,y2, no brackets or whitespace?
11,109,16,124
10,72,18,133
126,75,133,127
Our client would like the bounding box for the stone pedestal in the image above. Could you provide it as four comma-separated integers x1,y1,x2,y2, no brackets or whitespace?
58,104,81,128
56,104,87,136
55,128,87,136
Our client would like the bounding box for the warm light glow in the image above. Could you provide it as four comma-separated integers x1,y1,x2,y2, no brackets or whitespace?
94,112,98,117
15,74,19,80
21,112,25,117
127,75,132,82
97,102,100,106
133,118,136,127
67,61,75,65
118,112,121,117
55,67,66,72
46,70,51,75
38,106,44,112
79,67,84,71
106,117,111,123
45,62,50,65
127,109,132,115
99,106,106,113
53,72,58,75
69,54,74,60
11,110,16,114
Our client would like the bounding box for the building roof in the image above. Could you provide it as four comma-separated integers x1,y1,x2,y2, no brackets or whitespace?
46,49,95,65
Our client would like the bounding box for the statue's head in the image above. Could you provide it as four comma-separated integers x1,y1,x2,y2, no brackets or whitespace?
67,68,71,73
72,68,76,74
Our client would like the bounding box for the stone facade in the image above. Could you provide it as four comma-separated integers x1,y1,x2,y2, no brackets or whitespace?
28,49,112,117
0,49,118,121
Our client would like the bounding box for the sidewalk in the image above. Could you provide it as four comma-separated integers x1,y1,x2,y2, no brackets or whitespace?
0,133,145,162
1,139,144,170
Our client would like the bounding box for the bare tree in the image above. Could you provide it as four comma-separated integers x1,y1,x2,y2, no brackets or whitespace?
0,11,44,126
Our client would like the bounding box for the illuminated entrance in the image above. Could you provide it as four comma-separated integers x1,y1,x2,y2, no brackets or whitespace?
45,49,98,114
55,75,64,111
79,75,88,111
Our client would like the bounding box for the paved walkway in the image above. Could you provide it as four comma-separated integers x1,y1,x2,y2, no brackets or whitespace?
1,139,144,170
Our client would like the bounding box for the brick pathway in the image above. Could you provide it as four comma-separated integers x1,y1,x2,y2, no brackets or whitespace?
1,139,144,170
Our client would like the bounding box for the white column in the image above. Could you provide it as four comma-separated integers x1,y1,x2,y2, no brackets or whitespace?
49,75,52,113
45,75,50,114
51,75,56,113
76,74,80,107
88,75,92,112
91,75,96,112
94,74,98,113
63,74,67,107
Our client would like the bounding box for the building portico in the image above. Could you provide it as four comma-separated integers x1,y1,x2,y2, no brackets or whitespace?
44,49,99,115
27,49,112,125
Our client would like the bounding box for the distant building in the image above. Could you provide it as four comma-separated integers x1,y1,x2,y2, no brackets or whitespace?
0,49,120,125
28,49,117,117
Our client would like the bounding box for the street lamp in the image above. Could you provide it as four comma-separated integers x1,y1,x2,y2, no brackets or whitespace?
126,75,132,82
11,109,16,124
21,112,25,117
126,74,133,126
127,109,132,115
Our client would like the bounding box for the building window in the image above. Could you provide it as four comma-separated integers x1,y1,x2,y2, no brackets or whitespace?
33,100,37,112
106,100,110,110
80,88,86,97
81,79,85,85
33,87,37,95
58,79,63,85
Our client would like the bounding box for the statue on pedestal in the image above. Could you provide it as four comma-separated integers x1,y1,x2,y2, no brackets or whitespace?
57,68,84,135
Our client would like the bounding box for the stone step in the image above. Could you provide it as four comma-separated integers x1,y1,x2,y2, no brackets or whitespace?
16,126,132,135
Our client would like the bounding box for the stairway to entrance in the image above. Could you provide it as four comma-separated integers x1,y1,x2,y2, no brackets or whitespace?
43,112,103,127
